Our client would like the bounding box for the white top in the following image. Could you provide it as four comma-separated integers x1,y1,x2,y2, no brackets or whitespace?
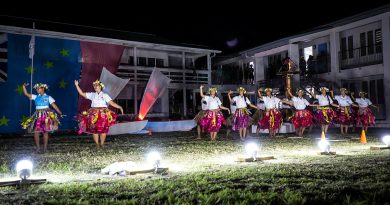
355,98,372,108
204,95,222,110
31,94,55,109
292,96,310,110
335,95,353,106
232,95,251,109
315,94,333,106
262,96,281,110
230,103,237,114
86,92,112,108
201,97,208,111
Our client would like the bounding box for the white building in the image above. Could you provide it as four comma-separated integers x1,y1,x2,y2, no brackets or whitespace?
0,17,220,119
214,5,390,127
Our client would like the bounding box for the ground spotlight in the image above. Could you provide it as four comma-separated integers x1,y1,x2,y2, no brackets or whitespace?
147,151,161,173
16,160,33,180
382,135,390,147
318,140,330,153
245,142,259,161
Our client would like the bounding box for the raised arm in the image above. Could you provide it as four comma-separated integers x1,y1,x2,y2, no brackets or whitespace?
22,83,32,99
287,88,293,98
74,80,87,99
108,100,124,114
228,90,233,102
199,85,205,98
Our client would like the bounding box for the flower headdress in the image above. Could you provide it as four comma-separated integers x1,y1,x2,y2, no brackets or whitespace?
33,83,49,90
93,80,105,89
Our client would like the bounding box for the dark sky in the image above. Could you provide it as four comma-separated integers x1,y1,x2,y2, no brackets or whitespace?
2,2,389,54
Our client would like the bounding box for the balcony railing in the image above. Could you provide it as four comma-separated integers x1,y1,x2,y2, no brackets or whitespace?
116,65,209,85
339,46,383,69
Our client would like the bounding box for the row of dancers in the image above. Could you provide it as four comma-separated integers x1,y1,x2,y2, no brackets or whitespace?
194,85,379,140
20,80,378,152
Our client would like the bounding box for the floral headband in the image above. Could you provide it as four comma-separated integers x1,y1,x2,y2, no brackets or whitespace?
33,83,48,90
319,87,329,92
93,80,105,89
340,88,348,93
237,87,246,94
208,87,217,94
264,88,273,92
296,89,304,94
359,91,367,96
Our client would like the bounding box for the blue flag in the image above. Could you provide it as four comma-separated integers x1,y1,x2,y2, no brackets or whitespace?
0,34,81,133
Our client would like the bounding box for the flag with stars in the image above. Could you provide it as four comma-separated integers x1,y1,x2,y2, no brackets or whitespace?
0,33,81,133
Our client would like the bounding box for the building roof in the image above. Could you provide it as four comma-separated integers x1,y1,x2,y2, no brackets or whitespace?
0,15,220,54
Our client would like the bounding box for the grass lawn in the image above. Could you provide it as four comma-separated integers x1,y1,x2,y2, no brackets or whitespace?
0,130,389,204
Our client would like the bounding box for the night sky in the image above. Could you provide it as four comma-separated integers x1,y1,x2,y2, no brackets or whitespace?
2,2,389,54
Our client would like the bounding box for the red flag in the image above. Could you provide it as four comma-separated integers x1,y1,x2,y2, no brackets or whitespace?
138,67,171,120
78,42,125,112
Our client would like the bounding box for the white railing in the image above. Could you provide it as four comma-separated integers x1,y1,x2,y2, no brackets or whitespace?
117,65,209,85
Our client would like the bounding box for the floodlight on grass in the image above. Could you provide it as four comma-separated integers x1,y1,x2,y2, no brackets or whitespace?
147,151,161,173
245,142,259,161
16,160,33,180
382,135,390,147
318,140,330,153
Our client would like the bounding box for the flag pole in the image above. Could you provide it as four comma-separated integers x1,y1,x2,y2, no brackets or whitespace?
29,22,35,116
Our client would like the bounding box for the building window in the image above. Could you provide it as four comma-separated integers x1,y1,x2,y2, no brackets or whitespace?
375,29,382,53
360,33,366,56
367,31,374,55
128,56,134,66
341,37,347,60
347,36,354,58
148,58,156,67
137,57,146,66
156,58,164,67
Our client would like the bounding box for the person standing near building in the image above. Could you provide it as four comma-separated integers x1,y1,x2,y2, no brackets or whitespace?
199,85,230,141
75,80,124,148
331,88,357,135
228,87,258,140
257,88,282,137
311,87,338,134
354,91,379,132
284,88,316,137
21,83,64,153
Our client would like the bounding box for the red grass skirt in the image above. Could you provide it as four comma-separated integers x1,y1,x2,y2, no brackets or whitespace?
315,107,336,125
199,110,225,132
232,108,252,131
290,109,313,128
258,109,282,132
336,106,353,125
78,107,117,134
21,109,60,133
357,107,375,126
193,110,207,124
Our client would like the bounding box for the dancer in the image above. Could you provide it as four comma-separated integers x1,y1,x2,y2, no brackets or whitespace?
330,88,355,134
75,80,124,147
228,87,258,140
354,91,379,132
257,88,282,137
21,83,64,153
199,85,230,141
311,87,338,134
284,88,316,137
193,97,208,139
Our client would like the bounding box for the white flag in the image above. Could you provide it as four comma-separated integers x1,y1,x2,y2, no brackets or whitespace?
29,34,35,59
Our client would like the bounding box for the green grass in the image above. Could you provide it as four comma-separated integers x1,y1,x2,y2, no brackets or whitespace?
0,131,389,204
